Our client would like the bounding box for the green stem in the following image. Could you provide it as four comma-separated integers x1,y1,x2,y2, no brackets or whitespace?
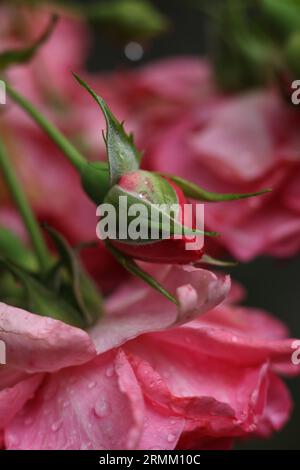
6,83,86,171
0,136,50,272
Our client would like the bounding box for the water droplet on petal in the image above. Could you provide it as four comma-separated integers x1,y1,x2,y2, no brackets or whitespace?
167,433,176,443
105,366,114,378
94,398,110,418
51,420,62,432
87,381,96,389
80,442,92,450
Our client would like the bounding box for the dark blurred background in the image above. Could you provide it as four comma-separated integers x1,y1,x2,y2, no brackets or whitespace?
82,0,300,450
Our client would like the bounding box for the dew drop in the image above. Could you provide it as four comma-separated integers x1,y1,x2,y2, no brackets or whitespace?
51,420,62,432
80,442,92,450
87,381,96,389
167,433,176,443
94,398,110,418
105,366,114,378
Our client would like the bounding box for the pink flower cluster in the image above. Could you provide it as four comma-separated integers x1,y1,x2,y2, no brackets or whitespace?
0,267,298,450
0,7,299,450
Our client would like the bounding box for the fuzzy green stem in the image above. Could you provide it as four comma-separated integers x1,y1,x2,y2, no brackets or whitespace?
0,136,50,272
6,83,86,171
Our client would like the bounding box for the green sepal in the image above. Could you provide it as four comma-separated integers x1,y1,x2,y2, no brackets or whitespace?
161,174,272,202
43,226,104,327
104,171,218,242
74,74,142,185
197,254,238,268
0,256,85,328
80,161,110,204
0,226,37,270
0,15,58,70
106,241,178,305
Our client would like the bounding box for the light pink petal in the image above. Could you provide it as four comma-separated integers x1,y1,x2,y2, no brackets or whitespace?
0,374,43,429
152,318,298,376
210,205,300,261
137,406,184,450
5,350,144,450
191,92,280,182
91,266,230,353
200,304,290,341
125,337,271,437
5,349,184,450
225,280,246,304
136,57,214,103
254,373,292,437
0,303,96,373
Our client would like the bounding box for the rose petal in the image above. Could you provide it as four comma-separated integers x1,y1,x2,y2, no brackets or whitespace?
90,266,230,353
5,350,144,450
0,374,43,429
0,303,96,373
125,336,271,436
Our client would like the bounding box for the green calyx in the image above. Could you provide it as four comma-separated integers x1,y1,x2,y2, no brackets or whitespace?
0,227,104,329
80,161,111,204
161,174,272,202
103,170,217,242
74,74,142,186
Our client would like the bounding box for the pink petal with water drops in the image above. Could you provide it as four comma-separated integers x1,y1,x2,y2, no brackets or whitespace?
253,373,292,437
91,266,230,354
5,350,144,450
0,374,43,429
125,337,282,437
0,303,96,373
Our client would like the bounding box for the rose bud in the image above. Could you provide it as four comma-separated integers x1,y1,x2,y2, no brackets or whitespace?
75,74,270,269
101,169,209,264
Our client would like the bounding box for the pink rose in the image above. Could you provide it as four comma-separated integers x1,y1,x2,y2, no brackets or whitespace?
0,266,298,450
91,57,300,260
